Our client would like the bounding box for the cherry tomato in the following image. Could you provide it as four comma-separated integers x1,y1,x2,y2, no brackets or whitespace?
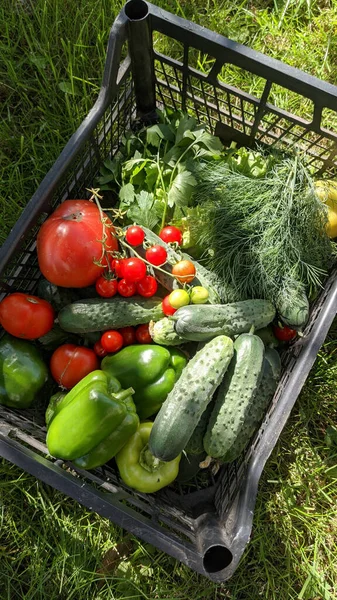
168,289,190,309
190,286,209,304
273,324,297,342
50,344,99,389
125,225,145,246
162,295,177,316
117,279,136,297
136,275,158,298
111,258,124,278
95,276,118,298
120,257,147,282
159,226,183,245
93,341,108,357
0,292,55,339
172,260,196,284
118,326,136,346
145,245,167,266
101,330,124,353
135,323,152,344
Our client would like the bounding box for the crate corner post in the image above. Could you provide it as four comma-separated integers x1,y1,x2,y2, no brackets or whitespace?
124,0,156,119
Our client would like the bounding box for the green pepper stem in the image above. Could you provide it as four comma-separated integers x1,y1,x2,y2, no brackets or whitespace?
139,444,162,473
112,387,135,402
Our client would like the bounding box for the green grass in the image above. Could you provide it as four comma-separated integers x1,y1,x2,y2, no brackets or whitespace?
1,0,337,598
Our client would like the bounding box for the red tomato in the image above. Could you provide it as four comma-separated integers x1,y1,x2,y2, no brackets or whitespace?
117,279,136,297
118,326,136,346
50,344,99,389
172,260,196,284
135,323,152,344
159,226,183,245
120,257,147,282
36,200,119,288
0,293,54,339
145,245,167,266
162,295,177,316
273,324,297,342
101,330,124,353
125,226,145,246
93,341,108,357
95,276,118,298
136,275,158,298
111,258,124,278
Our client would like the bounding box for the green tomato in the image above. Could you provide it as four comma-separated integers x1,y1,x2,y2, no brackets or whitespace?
190,286,209,304
168,289,190,309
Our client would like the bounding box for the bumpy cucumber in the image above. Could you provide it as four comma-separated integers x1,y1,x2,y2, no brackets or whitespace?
217,347,281,463
174,300,276,342
149,317,187,346
185,401,214,455
58,296,164,333
149,335,234,462
135,227,224,303
203,332,265,460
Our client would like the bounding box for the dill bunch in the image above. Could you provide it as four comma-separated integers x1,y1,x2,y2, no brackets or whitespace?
190,152,336,303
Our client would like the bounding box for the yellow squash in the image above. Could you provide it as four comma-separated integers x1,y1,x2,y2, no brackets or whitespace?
314,180,337,238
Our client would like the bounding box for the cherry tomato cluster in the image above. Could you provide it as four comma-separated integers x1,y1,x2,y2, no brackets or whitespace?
94,323,152,356
95,255,158,299
94,224,192,300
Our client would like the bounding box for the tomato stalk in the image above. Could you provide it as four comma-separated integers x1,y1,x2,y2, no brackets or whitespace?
118,237,179,281
87,187,120,274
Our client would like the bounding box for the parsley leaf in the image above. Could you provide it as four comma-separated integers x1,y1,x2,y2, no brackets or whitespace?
127,191,161,229
167,169,197,207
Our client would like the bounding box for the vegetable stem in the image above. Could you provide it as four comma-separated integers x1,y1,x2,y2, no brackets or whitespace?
87,187,113,274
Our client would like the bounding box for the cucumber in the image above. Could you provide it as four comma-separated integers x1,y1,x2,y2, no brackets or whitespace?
174,300,276,342
264,346,282,380
134,227,225,303
185,400,214,455
149,335,234,462
58,296,164,333
216,347,281,463
149,317,187,346
203,332,265,460
275,281,309,329
176,451,205,483
255,325,279,348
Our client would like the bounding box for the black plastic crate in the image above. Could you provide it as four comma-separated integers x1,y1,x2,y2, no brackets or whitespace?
1,0,337,582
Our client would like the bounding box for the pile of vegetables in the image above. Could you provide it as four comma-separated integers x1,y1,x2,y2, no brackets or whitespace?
0,107,336,494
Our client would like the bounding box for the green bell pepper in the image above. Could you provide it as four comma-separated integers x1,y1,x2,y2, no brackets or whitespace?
116,421,181,493
0,334,48,408
46,370,139,468
101,344,187,420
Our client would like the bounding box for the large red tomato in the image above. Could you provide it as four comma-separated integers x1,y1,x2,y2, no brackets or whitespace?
50,344,99,389
36,200,119,287
0,292,55,339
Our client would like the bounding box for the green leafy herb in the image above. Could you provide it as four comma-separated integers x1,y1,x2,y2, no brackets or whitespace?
167,168,197,208
96,108,223,228
126,191,162,230
190,151,336,302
